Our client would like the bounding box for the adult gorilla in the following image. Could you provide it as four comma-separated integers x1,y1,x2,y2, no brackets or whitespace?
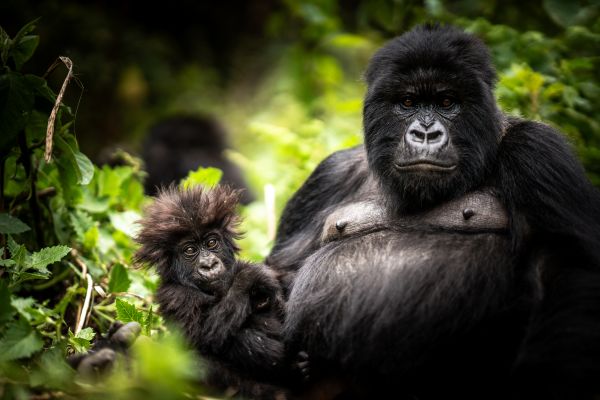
267,24,600,399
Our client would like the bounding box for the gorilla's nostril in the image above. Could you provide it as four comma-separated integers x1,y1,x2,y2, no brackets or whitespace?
199,260,219,271
427,130,443,143
409,130,426,142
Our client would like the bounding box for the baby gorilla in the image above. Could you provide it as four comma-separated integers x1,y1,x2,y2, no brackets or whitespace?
135,185,296,398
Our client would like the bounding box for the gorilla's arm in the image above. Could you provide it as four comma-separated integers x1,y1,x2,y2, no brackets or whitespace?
498,119,600,394
200,264,287,381
267,146,373,279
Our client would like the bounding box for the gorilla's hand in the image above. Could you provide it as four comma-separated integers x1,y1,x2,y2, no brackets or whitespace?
68,321,141,379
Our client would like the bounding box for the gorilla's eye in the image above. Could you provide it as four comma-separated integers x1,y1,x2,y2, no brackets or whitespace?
401,97,415,108
184,246,197,256
205,238,219,250
440,97,454,108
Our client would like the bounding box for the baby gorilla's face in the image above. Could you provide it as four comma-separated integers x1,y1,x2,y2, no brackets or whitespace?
174,231,235,295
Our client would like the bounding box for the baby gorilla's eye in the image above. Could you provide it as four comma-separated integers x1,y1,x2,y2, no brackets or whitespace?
184,246,197,256
205,238,219,250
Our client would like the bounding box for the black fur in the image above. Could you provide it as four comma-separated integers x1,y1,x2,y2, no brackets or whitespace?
135,186,288,398
142,116,254,204
268,24,600,399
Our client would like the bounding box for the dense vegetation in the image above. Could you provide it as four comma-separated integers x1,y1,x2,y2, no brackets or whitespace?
1,1,598,398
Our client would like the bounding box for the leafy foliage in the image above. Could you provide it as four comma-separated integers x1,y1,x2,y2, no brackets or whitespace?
1,1,599,398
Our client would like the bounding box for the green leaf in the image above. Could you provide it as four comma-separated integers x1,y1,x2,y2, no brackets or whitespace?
0,71,35,153
108,263,131,293
180,166,222,189
29,245,71,273
76,327,96,341
7,236,28,268
115,298,144,324
0,213,30,234
0,281,16,323
16,272,51,283
68,327,96,353
0,26,10,65
0,319,44,362
0,259,16,267
55,135,94,185
11,297,35,320
11,35,39,71
73,151,94,185
109,210,141,238
69,209,94,239
29,347,75,389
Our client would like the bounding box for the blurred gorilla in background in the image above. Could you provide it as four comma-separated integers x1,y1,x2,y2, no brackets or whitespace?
142,116,254,203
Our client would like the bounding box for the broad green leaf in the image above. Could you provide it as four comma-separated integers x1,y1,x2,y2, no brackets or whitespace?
108,263,132,293
115,298,144,324
0,281,16,323
180,166,222,189
109,210,141,238
78,191,110,214
11,35,39,70
25,74,55,103
11,297,35,320
54,136,94,185
29,245,71,273
0,71,35,152
0,213,30,234
73,151,94,185
0,319,43,362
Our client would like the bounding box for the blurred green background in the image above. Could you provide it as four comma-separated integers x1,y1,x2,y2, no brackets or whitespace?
0,0,599,398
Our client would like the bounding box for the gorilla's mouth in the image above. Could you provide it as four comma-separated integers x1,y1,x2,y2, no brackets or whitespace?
394,161,457,172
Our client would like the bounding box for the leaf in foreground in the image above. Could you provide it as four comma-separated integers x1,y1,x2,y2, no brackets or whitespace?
0,319,44,362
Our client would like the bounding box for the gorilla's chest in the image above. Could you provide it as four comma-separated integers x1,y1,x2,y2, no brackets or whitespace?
321,190,510,244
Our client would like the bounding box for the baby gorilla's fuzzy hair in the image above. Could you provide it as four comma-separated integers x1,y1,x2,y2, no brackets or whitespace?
134,185,243,275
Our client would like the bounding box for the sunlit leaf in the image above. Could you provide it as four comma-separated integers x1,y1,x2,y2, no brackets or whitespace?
115,298,145,324
108,263,132,293
29,245,71,273
180,166,222,189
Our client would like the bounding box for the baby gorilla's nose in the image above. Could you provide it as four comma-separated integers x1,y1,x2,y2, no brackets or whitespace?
198,258,220,271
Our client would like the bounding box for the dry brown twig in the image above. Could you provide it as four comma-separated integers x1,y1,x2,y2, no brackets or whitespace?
44,56,73,163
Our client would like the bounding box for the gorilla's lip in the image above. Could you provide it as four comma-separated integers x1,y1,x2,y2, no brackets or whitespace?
394,161,457,172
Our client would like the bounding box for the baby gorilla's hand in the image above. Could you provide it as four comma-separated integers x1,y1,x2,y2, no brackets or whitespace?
68,321,141,380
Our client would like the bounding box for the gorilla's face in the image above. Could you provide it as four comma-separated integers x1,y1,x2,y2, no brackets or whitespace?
363,25,503,213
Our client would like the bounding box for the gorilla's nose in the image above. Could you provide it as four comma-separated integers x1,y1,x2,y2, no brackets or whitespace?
406,119,448,150
198,259,220,271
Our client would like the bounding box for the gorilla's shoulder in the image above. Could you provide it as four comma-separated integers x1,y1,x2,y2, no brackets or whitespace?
316,145,367,177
